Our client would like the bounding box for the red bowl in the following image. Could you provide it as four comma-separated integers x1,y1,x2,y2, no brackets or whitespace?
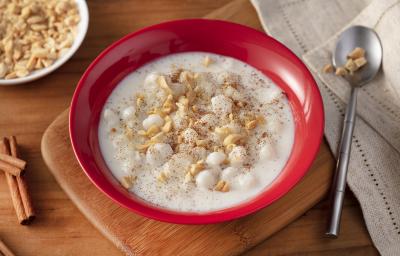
70,19,324,224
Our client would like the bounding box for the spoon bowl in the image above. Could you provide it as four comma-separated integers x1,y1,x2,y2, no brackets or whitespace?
333,25,383,86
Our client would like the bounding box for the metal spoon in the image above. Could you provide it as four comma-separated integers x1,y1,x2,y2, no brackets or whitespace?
326,25,382,238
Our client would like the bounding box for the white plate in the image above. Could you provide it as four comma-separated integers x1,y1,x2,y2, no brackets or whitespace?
0,0,89,86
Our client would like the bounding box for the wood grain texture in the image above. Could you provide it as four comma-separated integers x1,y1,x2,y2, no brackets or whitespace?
0,0,378,255
0,238,16,256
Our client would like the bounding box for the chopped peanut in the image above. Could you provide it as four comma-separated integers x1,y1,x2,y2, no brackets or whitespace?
121,175,136,189
256,115,265,124
157,76,173,94
163,94,175,109
332,47,367,77
162,120,173,133
335,67,348,76
225,143,236,153
135,141,155,152
150,132,165,143
147,125,160,137
345,59,358,72
184,172,193,183
214,180,230,192
176,96,189,114
354,57,367,68
188,118,194,128
177,135,183,144
136,94,145,107
137,130,147,136
347,47,365,60
223,134,244,146
157,172,168,183
196,139,208,147
215,126,231,138
245,120,258,130
189,161,205,176
322,64,334,73
236,101,244,107
0,0,80,80
203,56,213,67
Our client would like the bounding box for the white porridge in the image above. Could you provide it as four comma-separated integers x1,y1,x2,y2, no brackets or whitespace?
98,52,295,212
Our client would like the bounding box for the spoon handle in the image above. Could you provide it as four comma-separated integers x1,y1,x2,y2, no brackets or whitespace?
326,86,358,238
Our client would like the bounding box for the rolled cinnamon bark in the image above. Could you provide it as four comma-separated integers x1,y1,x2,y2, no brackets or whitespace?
0,138,28,224
0,159,22,176
0,153,27,170
0,238,16,256
9,136,35,222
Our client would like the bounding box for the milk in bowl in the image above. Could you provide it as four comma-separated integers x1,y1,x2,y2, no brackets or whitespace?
98,52,295,212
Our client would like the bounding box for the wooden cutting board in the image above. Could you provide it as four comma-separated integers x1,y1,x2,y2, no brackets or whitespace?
41,1,335,255
42,109,333,256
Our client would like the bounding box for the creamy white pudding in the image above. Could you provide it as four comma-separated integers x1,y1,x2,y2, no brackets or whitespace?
98,52,295,212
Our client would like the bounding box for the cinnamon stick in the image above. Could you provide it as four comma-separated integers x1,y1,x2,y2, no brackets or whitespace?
0,238,16,256
0,138,28,224
0,153,27,170
9,136,35,222
0,159,23,176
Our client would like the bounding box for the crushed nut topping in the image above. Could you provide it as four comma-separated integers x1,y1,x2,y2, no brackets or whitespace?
324,47,368,77
202,56,213,67
136,94,145,107
100,53,295,211
223,134,244,146
121,175,136,189
335,67,348,76
0,0,80,79
189,160,205,176
214,180,230,192
347,47,365,60
157,171,168,183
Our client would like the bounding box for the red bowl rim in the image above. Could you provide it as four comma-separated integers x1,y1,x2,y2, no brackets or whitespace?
69,19,324,224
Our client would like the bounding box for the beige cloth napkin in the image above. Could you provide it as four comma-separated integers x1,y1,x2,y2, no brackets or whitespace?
251,0,400,255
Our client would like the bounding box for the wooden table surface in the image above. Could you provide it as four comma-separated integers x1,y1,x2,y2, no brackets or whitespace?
0,0,379,255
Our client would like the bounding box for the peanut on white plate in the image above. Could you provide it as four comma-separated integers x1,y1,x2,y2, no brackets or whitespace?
0,0,89,85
